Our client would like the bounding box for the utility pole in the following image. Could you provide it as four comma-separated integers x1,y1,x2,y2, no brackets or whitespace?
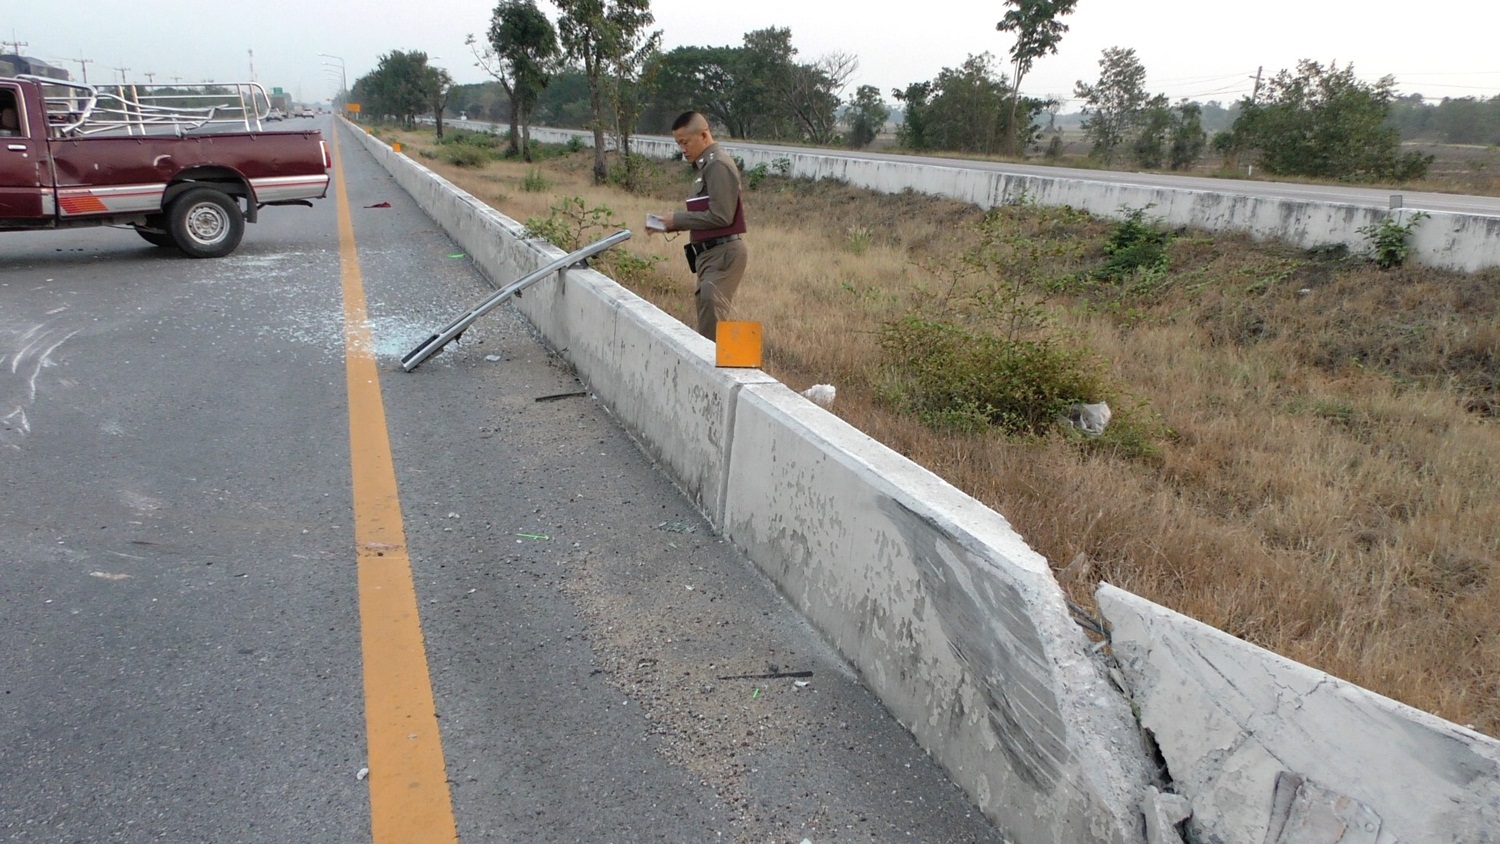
248,49,257,82
144,71,156,84
69,55,92,84
112,65,130,84
1251,66,1263,103
6,32,29,56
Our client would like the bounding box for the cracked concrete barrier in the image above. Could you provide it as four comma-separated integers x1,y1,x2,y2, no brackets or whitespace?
722,382,1153,842
1098,584,1500,843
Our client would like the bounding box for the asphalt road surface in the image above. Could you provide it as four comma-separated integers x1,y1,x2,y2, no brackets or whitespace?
0,119,1007,843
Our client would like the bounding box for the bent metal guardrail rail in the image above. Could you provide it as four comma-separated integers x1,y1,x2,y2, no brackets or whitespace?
399,230,632,372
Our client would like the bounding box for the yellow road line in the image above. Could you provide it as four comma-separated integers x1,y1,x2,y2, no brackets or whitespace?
332,126,459,844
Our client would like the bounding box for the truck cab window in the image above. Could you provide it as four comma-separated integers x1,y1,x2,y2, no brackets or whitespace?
0,90,20,136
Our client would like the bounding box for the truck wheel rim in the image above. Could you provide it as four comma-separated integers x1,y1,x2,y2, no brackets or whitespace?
186,203,229,245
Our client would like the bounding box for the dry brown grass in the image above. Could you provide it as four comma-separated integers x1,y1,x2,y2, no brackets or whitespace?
386,127,1500,735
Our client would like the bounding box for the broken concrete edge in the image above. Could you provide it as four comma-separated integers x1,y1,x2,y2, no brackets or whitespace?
343,120,1159,841
527,125,1500,274
1097,583,1500,843
724,383,1153,842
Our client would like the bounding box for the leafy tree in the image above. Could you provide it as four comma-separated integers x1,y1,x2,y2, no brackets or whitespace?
893,53,1037,155
426,65,454,139
604,25,662,190
1432,95,1500,145
845,84,890,148
647,46,739,134
926,53,1011,154
779,51,857,144
555,0,659,183
1130,98,1206,170
1168,102,1207,170
996,0,1078,156
735,27,799,140
470,0,559,160
892,81,933,150
1131,94,1172,169
1075,47,1150,164
352,50,439,127
1230,60,1431,182
534,68,592,127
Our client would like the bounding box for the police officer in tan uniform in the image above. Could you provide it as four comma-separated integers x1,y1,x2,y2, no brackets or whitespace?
650,111,748,341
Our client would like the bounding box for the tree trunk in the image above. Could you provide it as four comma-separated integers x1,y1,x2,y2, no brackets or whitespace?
504,83,521,158
585,55,607,183
519,103,533,163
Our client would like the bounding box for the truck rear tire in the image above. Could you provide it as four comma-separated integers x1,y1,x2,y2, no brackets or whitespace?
168,188,244,258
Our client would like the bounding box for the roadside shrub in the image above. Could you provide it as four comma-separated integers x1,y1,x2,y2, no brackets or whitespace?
1097,206,1171,282
1358,211,1429,269
607,153,662,194
438,128,501,149
522,195,659,283
521,168,551,192
744,162,770,190
878,314,1107,436
440,145,490,167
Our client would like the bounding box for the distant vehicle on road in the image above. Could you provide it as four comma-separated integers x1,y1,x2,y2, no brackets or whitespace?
266,107,285,121
300,107,315,118
0,75,331,258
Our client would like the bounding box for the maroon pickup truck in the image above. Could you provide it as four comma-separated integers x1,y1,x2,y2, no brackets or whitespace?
0,75,330,258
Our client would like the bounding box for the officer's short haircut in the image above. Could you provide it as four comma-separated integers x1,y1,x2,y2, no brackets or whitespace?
672,111,705,131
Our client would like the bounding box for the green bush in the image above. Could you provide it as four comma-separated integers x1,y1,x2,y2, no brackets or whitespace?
1357,211,1429,269
438,128,501,149
521,168,551,192
522,195,657,283
744,162,770,190
878,314,1107,436
1097,206,1171,282
440,145,490,167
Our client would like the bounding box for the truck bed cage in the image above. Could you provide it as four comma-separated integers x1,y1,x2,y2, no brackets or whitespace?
18,75,273,137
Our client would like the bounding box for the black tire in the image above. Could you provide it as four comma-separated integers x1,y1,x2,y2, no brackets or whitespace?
135,214,173,247
168,187,244,258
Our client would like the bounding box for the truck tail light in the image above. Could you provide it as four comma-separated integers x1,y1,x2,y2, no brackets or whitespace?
320,140,332,169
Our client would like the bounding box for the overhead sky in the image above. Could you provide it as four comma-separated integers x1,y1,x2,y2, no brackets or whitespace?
4,1,1494,109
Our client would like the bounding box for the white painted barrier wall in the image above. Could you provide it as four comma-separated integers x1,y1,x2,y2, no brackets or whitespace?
346,121,1500,843
526,126,1500,274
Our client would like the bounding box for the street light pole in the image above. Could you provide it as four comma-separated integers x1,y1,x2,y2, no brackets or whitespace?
318,53,346,107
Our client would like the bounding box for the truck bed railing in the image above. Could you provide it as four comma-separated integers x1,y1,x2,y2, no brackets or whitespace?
19,75,272,137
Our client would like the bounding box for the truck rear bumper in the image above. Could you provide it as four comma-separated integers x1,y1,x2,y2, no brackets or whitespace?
250,174,330,203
